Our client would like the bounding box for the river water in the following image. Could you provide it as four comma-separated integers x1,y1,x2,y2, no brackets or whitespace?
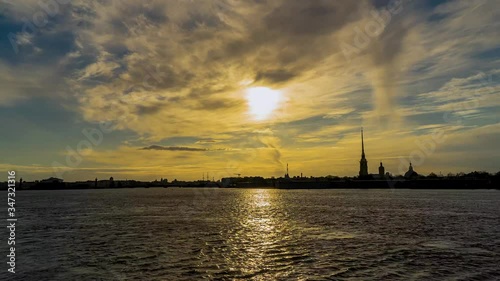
5,188,500,280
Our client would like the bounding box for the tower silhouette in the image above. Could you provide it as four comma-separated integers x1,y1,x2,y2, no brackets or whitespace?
359,128,368,177
379,162,385,176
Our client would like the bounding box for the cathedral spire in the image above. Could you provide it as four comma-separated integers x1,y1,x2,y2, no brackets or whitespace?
359,128,368,177
361,127,365,158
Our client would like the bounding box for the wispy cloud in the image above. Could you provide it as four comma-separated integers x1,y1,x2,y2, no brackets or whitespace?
141,145,228,152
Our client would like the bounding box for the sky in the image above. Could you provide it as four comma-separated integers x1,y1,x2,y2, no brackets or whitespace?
0,0,499,181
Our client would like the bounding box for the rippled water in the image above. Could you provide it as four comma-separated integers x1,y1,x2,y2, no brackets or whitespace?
6,189,500,280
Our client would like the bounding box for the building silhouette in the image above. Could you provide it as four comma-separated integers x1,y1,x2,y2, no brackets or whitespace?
404,163,419,179
379,162,385,177
359,128,368,177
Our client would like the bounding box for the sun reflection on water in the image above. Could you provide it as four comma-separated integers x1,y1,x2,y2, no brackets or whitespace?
220,189,306,279
253,189,272,208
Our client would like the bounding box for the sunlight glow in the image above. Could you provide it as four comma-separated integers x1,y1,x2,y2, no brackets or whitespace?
245,87,282,121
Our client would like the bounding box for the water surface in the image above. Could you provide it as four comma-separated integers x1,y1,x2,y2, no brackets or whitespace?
7,188,500,280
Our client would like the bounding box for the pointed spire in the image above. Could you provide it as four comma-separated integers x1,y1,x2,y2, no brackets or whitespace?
361,127,365,158
359,128,368,177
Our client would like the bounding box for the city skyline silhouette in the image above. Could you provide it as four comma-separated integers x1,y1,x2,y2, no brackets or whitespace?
0,0,498,182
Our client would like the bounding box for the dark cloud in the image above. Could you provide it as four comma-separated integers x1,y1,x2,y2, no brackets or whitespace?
264,0,363,36
180,12,225,31
124,63,195,92
193,98,245,111
135,104,164,115
184,86,245,111
370,20,411,66
255,69,297,83
141,145,208,152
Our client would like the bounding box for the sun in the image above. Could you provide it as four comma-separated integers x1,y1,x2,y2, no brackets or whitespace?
245,87,282,121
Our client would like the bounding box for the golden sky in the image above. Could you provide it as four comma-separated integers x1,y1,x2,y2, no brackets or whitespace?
0,0,499,181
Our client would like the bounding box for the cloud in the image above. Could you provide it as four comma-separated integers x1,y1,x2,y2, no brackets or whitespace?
141,145,208,152
411,69,499,118
196,139,219,144
0,61,69,105
140,145,228,152
62,0,386,137
3,0,491,138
